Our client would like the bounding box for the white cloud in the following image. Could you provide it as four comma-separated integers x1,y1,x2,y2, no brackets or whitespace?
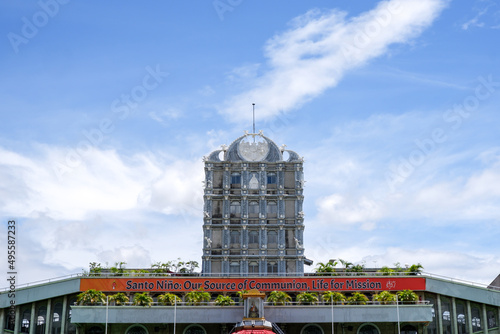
0,144,206,283
316,194,383,230
462,5,490,30
148,107,182,124
0,146,204,220
305,241,500,285
220,0,448,122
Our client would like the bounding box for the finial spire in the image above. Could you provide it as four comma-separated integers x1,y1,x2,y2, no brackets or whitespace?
252,103,256,134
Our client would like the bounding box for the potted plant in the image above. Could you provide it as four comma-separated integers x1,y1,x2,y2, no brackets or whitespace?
322,291,346,305
377,266,395,276
315,260,337,276
347,292,369,305
215,295,235,306
296,292,319,305
405,264,424,275
132,292,154,307
266,291,291,305
109,292,129,306
397,290,419,304
346,264,366,276
373,291,396,305
88,262,103,276
110,261,127,276
185,289,211,305
157,293,181,306
77,289,106,305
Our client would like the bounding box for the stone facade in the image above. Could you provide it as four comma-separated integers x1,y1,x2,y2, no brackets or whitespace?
201,131,308,276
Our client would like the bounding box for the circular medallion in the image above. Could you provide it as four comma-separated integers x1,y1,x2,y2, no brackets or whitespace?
238,136,270,161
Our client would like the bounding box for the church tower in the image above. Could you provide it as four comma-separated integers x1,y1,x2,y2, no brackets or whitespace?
201,131,309,276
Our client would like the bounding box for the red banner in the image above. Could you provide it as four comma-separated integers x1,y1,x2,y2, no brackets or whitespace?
80,276,425,293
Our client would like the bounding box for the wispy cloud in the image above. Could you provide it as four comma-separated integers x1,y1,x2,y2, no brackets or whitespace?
462,6,489,30
219,0,448,122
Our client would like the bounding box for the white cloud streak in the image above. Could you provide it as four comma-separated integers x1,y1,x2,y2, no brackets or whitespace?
220,0,448,122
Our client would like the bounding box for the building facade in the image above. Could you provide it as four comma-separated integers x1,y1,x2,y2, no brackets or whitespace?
201,131,310,276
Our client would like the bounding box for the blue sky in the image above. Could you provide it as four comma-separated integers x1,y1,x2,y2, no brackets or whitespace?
1,0,500,286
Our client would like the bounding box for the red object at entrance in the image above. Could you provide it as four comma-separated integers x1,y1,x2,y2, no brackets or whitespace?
233,330,275,334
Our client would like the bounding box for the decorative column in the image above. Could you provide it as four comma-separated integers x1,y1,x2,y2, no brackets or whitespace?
278,257,286,276
482,304,489,334
436,294,443,334
0,308,4,334
466,301,473,334
451,297,458,334
30,302,36,334
44,299,51,334
60,296,67,334
13,306,20,334
259,257,267,277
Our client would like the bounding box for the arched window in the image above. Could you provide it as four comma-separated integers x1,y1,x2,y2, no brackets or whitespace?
36,306,47,334
441,297,452,334
249,231,259,244
21,309,30,333
267,173,277,185
427,296,437,334
125,325,149,334
248,201,259,214
248,262,259,274
51,302,63,334
267,261,278,274
230,201,241,215
230,262,240,274
358,324,380,334
456,301,467,334
183,324,206,334
230,231,240,245
487,309,498,329
301,324,324,334
472,305,482,332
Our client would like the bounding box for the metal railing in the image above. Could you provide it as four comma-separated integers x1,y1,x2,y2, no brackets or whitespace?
72,300,431,307
0,273,84,292
2,271,498,291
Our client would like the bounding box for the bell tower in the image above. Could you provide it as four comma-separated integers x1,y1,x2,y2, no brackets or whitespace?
201,131,310,276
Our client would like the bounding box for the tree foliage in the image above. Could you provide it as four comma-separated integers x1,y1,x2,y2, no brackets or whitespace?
373,291,396,305
322,291,346,305
315,260,337,275
77,289,106,306
347,292,369,305
406,263,424,275
157,293,181,306
296,292,319,305
397,290,419,304
132,292,154,307
185,289,211,305
109,292,129,306
214,295,235,306
267,291,292,305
